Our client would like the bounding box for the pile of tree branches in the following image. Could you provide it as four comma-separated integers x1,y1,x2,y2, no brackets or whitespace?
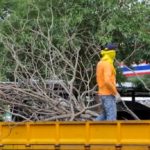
0,0,149,121
0,81,100,121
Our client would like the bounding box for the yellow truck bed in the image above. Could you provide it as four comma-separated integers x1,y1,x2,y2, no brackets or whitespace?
0,121,150,150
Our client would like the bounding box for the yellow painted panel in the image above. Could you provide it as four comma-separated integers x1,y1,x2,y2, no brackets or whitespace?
121,123,150,144
90,145,116,150
1,124,27,144
60,145,84,150
29,124,56,144
0,145,26,150
59,123,86,144
89,123,118,144
2,145,143,150
0,145,55,150
122,146,149,150
0,121,150,149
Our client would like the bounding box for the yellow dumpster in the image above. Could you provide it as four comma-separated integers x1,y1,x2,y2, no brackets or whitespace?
0,121,150,149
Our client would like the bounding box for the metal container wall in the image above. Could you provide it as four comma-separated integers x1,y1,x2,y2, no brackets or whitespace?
0,121,150,150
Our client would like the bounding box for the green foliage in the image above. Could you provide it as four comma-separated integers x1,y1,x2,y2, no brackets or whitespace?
128,75,150,90
0,0,150,86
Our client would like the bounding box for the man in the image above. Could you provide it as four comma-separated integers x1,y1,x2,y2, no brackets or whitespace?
95,43,121,121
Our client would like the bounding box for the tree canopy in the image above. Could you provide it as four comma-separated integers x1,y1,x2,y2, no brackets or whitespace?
0,0,150,82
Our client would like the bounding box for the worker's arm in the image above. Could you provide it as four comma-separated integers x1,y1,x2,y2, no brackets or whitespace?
103,63,118,96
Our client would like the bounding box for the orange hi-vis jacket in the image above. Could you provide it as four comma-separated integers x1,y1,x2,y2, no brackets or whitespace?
96,60,118,96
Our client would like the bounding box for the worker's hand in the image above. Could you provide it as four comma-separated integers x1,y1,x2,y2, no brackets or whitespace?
115,93,122,103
